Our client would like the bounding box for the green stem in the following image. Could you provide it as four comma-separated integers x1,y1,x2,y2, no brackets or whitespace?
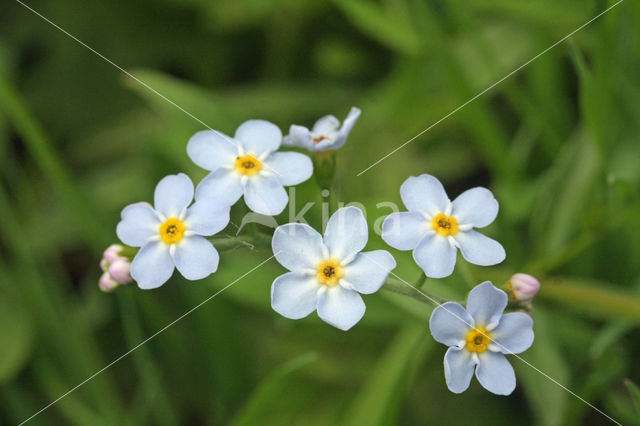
382,278,447,305
210,234,271,251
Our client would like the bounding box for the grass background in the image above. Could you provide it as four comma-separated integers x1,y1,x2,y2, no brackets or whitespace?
1,0,640,424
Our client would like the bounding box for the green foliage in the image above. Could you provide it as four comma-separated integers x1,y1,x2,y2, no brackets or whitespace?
1,0,640,424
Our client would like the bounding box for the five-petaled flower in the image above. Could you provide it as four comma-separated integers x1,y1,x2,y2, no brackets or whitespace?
381,174,505,278
270,206,396,330
284,107,361,152
116,173,230,289
429,281,534,395
187,120,313,216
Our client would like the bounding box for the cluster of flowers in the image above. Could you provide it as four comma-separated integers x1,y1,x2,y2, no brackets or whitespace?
105,107,540,396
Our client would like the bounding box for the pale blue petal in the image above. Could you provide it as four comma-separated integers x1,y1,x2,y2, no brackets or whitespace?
413,233,457,278
271,272,320,319
186,130,238,171
466,281,507,327
184,198,230,236
324,206,368,260
343,250,396,294
272,223,324,272
400,174,449,216
154,173,194,218
444,347,477,394
171,235,219,280
116,202,161,247
454,230,505,266
332,106,361,149
244,174,288,215
381,212,428,250
131,241,174,289
476,351,516,395
491,312,534,355
264,152,313,186
312,115,340,134
429,302,474,347
451,187,499,228
234,119,282,155
317,286,365,331
284,125,314,150
195,169,243,205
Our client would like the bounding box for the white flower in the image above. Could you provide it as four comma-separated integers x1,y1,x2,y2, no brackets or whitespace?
381,174,505,278
283,107,361,152
270,206,396,330
429,281,534,395
187,120,313,216
116,173,230,289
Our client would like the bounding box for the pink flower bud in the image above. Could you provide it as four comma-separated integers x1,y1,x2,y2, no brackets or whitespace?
99,272,119,292
108,258,132,284
508,273,540,303
99,258,109,272
103,244,124,263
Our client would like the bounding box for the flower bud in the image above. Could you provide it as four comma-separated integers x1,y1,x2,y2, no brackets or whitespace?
99,272,119,292
507,273,540,303
108,258,132,284
103,244,124,263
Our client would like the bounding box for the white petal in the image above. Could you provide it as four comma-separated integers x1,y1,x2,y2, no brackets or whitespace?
429,302,474,347
171,235,219,280
244,174,288,215
184,198,230,236
317,286,365,331
451,187,499,228
186,130,238,171
154,173,194,218
343,250,396,294
116,202,161,247
466,281,507,328
454,230,505,266
323,206,368,260
400,174,450,216
312,115,340,134
381,212,428,250
476,351,516,395
263,152,313,186
332,106,361,149
271,272,320,319
413,234,457,278
195,169,244,205
444,347,477,394
272,223,324,272
284,125,314,150
131,241,174,289
234,119,282,155
491,312,534,354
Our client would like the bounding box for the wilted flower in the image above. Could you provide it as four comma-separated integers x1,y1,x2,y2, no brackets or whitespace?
382,174,505,278
271,206,396,330
507,273,540,304
116,173,230,289
284,107,361,152
187,120,313,216
429,281,534,395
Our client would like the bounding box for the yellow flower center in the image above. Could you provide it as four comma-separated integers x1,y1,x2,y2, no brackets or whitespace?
313,135,330,143
235,154,262,176
431,213,459,236
159,217,186,244
317,259,343,286
465,327,491,353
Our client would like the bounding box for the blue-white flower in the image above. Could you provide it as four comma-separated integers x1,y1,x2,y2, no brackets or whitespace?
271,206,396,330
187,120,313,216
382,174,505,278
283,107,361,152
429,281,534,395
116,173,230,289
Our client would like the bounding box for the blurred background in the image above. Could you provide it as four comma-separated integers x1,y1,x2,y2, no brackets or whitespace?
1,0,640,424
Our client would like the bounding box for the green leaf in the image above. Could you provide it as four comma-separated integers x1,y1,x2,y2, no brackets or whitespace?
0,300,34,383
341,324,430,426
624,379,640,420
